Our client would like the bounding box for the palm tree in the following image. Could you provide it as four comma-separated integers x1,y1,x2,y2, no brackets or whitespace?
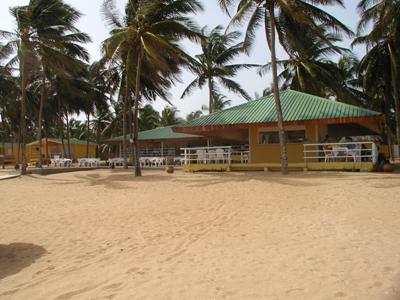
181,25,254,114
201,94,232,112
357,41,395,156
102,0,203,176
355,0,400,155
0,65,17,167
160,106,182,126
0,5,39,174
186,110,203,121
0,1,90,169
31,0,90,167
84,61,112,157
334,55,366,105
139,104,160,131
258,31,350,100
219,0,352,174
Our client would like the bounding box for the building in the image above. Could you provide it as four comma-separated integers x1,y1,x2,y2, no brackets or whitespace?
172,90,384,172
103,126,207,158
26,138,96,162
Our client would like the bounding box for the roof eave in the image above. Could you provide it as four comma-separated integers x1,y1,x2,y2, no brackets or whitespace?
172,115,384,134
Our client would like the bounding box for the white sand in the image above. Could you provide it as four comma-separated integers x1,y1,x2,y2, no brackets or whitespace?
1,169,400,300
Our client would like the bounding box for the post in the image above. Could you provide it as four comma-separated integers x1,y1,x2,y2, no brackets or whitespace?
161,142,164,158
372,142,378,164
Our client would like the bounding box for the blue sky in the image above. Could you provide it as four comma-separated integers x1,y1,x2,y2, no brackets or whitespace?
0,0,365,119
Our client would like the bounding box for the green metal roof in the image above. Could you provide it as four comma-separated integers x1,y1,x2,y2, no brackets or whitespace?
0,142,14,147
104,126,201,143
177,90,381,128
27,138,96,146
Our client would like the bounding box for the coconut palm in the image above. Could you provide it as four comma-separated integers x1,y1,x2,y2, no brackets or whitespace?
0,65,17,167
334,54,366,105
355,0,400,154
181,25,255,114
219,0,352,174
139,104,160,131
258,30,351,100
160,106,182,126
30,0,90,167
186,110,203,121
0,0,90,169
201,93,232,112
84,61,113,157
357,41,396,156
102,0,203,176
0,5,39,173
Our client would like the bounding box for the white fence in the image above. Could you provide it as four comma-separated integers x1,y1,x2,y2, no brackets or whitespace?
392,145,400,162
303,142,378,164
115,148,176,159
181,146,232,165
140,148,176,157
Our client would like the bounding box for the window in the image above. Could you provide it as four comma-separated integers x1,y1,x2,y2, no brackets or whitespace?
287,130,306,143
259,130,306,144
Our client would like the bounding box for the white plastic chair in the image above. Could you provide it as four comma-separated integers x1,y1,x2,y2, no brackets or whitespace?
216,148,225,163
196,149,206,164
208,150,216,163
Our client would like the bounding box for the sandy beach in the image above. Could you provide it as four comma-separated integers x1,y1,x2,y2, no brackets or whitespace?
1,170,400,299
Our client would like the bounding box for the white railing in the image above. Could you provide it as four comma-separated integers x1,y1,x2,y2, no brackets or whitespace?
111,148,176,159
303,142,378,164
231,145,250,164
181,146,232,165
140,148,176,157
392,145,400,163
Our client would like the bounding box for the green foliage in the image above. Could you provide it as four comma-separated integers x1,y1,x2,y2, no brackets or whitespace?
160,106,182,126
181,25,256,114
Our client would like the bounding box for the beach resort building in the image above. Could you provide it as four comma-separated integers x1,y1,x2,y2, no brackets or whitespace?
0,142,18,164
104,126,208,159
26,138,96,162
173,90,385,172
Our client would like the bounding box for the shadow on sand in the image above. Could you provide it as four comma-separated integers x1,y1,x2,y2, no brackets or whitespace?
68,169,399,189
0,243,46,280
29,168,400,190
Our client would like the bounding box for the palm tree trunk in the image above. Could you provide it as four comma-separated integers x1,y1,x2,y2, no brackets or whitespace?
66,113,71,159
266,5,289,175
389,43,400,158
86,112,90,157
44,122,49,166
121,72,128,169
17,125,21,165
208,77,213,114
57,96,66,158
37,72,46,168
1,109,5,169
384,71,394,161
128,94,135,166
20,62,27,174
11,130,14,165
133,49,143,177
392,84,400,158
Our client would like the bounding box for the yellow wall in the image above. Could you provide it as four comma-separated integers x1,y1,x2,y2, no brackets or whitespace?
27,141,96,162
249,124,319,164
0,144,19,163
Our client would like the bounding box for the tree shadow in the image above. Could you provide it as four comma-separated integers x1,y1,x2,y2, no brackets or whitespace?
0,243,46,280
29,168,400,190
71,170,330,189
